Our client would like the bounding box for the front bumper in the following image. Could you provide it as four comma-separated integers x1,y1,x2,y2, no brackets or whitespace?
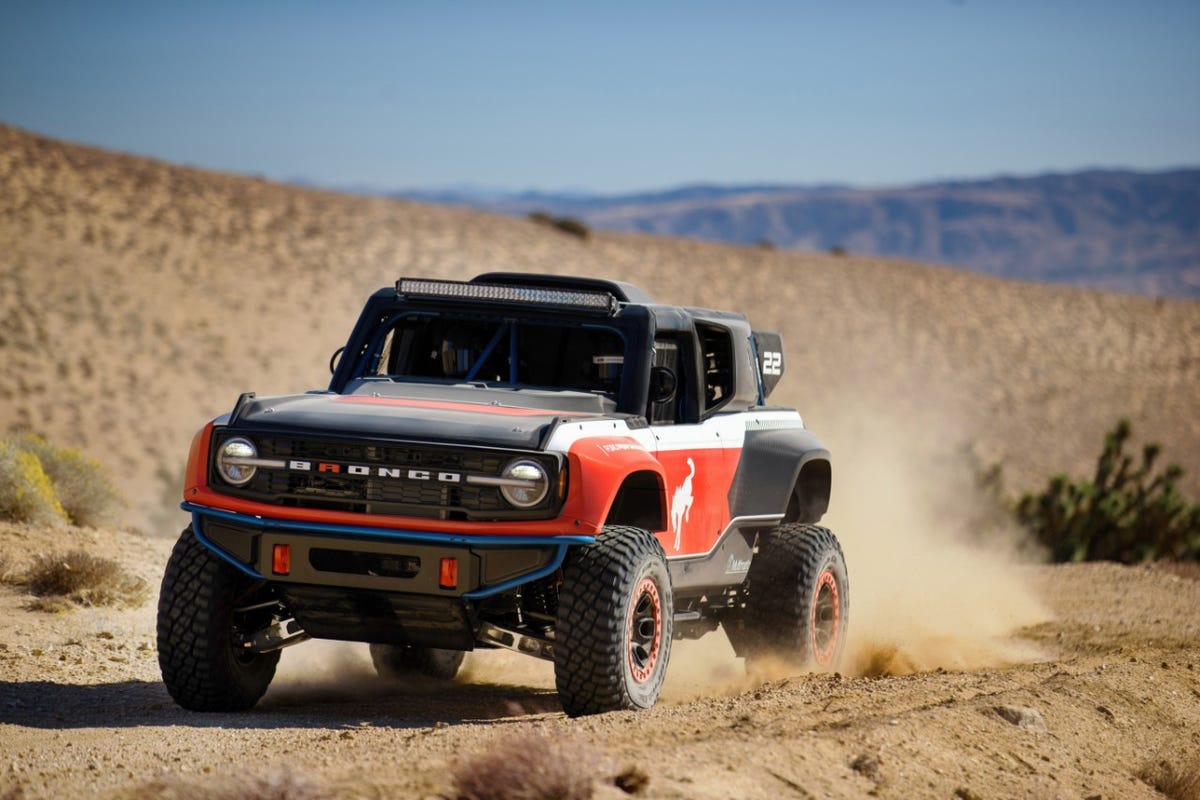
184,502,594,601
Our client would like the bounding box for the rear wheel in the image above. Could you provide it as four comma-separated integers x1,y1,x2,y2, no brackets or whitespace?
369,644,464,682
726,524,849,670
554,526,673,717
157,527,281,711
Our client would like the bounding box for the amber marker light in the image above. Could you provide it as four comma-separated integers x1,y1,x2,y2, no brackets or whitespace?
439,557,458,590
272,544,291,575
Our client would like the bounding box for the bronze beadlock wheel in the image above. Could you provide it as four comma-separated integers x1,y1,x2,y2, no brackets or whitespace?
628,575,664,684
810,567,843,667
725,523,849,671
554,525,674,716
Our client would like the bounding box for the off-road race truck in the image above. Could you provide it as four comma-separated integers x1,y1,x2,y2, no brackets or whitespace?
158,273,849,717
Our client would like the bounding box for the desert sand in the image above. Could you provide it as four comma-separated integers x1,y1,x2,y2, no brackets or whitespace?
0,520,1198,798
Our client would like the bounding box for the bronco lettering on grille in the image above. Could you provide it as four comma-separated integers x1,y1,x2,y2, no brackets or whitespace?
286,460,463,483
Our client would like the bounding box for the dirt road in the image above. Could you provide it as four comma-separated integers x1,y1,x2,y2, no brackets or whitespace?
1,522,1198,799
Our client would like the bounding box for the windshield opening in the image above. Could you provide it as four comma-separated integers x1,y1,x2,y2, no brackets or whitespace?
365,314,627,401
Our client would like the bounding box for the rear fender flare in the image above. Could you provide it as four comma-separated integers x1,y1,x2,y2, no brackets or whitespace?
727,428,832,523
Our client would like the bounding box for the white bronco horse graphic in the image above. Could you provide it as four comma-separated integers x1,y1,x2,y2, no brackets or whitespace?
670,457,696,551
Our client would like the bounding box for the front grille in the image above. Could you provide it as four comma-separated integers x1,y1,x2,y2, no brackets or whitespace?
209,431,560,520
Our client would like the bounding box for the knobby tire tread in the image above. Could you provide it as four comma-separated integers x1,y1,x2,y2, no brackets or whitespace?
731,523,849,666
554,525,672,717
157,527,279,711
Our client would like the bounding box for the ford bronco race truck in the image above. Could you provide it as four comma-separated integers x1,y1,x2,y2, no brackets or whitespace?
157,273,848,716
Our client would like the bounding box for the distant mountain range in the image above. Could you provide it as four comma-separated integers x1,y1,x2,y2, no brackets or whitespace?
391,170,1200,297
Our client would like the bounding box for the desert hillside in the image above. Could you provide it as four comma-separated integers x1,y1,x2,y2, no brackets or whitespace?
1,124,1199,534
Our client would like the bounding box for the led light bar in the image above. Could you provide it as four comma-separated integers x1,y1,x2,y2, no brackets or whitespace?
396,278,618,314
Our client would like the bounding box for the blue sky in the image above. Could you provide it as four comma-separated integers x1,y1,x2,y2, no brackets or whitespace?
1,1,1197,193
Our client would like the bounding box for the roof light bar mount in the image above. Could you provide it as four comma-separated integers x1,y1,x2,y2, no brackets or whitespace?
395,277,619,315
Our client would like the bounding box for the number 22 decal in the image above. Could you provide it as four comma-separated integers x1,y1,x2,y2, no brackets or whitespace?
761,351,782,376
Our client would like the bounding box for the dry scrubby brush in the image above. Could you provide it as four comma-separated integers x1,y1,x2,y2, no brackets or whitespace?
157,273,849,716
24,549,148,609
0,435,123,528
450,732,607,800
0,439,65,527
1017,420,1200,563
10,435,123,527
0,435,140,610
1139,753,1200,800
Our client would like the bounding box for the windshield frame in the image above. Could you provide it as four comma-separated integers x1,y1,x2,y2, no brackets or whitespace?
331,295,654,416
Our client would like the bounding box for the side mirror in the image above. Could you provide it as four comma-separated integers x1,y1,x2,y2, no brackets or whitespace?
649,366,677,404
329,346,345,375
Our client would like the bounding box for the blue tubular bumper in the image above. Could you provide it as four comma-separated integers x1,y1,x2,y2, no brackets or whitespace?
182,502,595,599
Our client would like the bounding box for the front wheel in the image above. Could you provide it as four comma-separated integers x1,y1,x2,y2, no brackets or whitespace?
554,526,673,717
726,524,849,670
157,527,281,711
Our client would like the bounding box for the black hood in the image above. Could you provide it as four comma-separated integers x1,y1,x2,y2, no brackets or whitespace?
225,380,618,450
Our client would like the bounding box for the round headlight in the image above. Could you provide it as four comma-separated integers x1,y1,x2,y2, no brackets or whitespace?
499,459,549,508
217,437,258,486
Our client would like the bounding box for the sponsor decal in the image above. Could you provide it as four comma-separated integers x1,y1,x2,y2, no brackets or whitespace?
726,555,752,574
599,442,642,455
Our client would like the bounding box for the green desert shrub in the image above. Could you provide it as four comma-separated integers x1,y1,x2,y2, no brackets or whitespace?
11,434,123,527
0,440,67,526
1016,420,1200,563
24,549,148,609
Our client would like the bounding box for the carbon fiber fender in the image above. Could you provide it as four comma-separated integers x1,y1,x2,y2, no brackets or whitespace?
726,427,831,523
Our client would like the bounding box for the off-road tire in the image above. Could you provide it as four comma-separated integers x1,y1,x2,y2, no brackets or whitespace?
554,525,673,717
157,527,280,711
369,644,464,682
726,523,849,669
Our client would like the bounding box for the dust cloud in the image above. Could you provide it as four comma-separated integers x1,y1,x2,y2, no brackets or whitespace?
825,412,1051,677
663,408,1053,700
456,649,554,689
263,639,385,705
263,639,559,707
